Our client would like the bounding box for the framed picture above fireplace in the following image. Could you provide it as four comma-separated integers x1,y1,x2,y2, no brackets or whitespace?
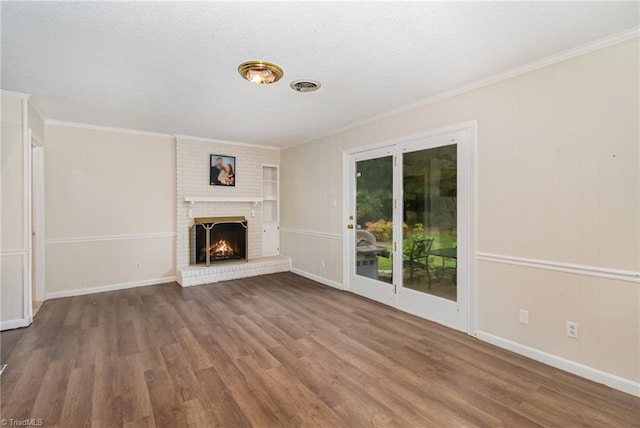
210,154,236,186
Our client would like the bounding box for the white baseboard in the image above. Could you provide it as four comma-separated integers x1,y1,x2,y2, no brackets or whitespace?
475,330,640,397
46,276,177,299
0,317,32,331
290,267,344,290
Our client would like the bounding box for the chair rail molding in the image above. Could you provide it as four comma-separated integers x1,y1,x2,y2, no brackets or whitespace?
476,252,640,283
46,232,176,245
0,248,29,256
280,227,342,240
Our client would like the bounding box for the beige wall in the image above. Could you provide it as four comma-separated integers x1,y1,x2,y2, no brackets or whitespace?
1,94,27,325
281,38,639,383
1,95,25,250
45,125,176,296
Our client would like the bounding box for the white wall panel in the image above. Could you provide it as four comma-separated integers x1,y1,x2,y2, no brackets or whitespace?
45,126,176,238
46,237,175,295
0,254,25,323
1,94,27,326
1,96,25,250
44,125,177,296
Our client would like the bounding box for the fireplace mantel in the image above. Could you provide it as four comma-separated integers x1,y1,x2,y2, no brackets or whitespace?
184,196,262,204
184,196,262,218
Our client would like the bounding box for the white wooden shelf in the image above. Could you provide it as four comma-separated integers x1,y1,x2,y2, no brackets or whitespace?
262,165,279,256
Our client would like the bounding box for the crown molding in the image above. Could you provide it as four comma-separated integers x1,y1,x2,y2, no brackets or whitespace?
43,120,280,150
286,25,640,150
1,89,31,100
45,119,175,139
174,134,281,151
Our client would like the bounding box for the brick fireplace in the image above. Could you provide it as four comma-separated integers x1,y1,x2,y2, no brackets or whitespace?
175,136,290,287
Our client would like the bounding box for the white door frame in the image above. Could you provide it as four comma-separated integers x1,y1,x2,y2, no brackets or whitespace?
30,131,46,303
342,121,477,334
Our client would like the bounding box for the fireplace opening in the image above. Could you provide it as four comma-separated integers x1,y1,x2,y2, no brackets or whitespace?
189,217,248,265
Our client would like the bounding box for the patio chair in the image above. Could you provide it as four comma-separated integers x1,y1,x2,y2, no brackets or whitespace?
404,238,434,282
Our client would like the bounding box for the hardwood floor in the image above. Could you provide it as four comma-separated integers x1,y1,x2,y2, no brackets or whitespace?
1,273,638,427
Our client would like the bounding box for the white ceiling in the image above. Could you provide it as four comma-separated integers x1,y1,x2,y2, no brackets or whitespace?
2,2,638,147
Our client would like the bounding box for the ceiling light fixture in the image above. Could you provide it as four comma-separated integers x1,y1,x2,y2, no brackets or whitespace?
237,60,284,85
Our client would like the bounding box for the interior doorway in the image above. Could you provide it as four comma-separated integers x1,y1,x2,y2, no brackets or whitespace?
345,122,475,333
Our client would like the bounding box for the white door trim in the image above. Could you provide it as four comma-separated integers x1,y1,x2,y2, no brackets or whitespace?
31,132,46,302
22,102,33,324
341,151,350,291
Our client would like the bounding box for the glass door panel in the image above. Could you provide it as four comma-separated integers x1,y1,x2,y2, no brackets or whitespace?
355,156,393,284
402,144,457,301
347,146,397,307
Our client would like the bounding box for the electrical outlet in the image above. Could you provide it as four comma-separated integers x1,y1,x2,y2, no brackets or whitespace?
136,262,142,270
566,321,579,339
321,258,325,267
519,309,529,325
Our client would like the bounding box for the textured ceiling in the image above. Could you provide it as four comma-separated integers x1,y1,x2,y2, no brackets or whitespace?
2,2,638,146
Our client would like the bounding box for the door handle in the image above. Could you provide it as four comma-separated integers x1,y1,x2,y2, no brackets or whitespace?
347,224,354,229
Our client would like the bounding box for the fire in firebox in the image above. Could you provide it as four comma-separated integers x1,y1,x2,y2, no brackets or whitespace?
210,239,235,260
190,216,248,265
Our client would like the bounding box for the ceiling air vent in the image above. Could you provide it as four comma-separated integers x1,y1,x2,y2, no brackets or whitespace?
290,79,321,93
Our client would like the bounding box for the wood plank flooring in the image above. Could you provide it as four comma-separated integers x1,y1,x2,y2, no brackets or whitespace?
1,272,639,427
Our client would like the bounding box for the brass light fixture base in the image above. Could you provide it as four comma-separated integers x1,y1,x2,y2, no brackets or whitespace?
238,60,284,84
